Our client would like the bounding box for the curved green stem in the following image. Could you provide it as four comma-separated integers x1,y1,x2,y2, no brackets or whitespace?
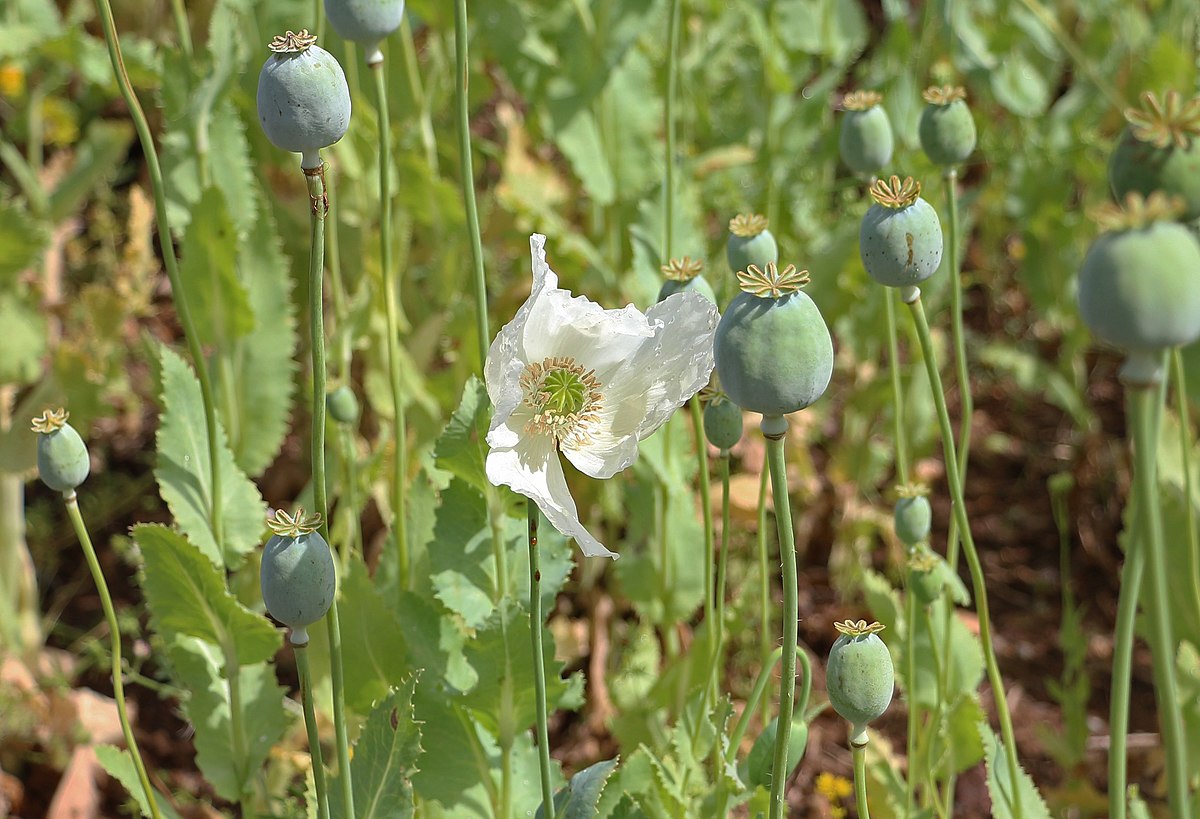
294,642,331,819
853,740,871,819
764,425,798,819
64,494,162,819
1170,348,1200,623
1108,518,1144,819
885,288,910,485
371,61,410,590
93,0,223,550
305,163,355,819
944,168,970,572
709,450,732,783
454,0,490,367
904,572,919,814
400,16,438,174
663,0,681,259
1128,381,1192,818
714,451,732,683
689,398,714,691
168,0,192,62
728,647,784,763
527,504,555,818
905,294,1023,819
756,463,771,724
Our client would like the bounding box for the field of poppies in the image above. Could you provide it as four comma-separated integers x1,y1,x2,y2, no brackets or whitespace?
3,0,1200,816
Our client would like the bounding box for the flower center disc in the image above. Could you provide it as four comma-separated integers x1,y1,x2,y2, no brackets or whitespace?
520,356,603,445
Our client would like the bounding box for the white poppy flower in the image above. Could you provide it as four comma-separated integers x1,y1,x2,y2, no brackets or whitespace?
484,234,719,559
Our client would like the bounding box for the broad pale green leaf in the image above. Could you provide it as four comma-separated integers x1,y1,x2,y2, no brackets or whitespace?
980,724,1051,819
224,204,297,476
616,434,704,623
335,557,410,714
47,120,134,222
0,293,45,385
942,693,986,775
411,684,494,815
463,599,581,735
429,479,496,628
0,379,53,474
991,50,1052,117
329,677,422,819
164,633,289,802
434,377,491,496
537,757,619,819
154,345,266,568
555,112,616,206
1154,410,1200,644
908,598,985,709
179,187,255,347
94,745,184,819
0,202,46,285
133,524,280,666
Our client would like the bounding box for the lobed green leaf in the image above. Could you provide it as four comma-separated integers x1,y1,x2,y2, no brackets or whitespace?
154,345,266,569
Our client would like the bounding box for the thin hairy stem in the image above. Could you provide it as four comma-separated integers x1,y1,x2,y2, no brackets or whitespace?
1170,349,1200,622
1128,383,1192,818
65,494,162,819
663,0,681,258
371,61,410,590
853,740,872,819
906,294,1023,819
885,288,910,485
756,463,772,724
454,0,490,366
528,504,555,817
294,643,331,819
765,429,798,819
305,164,355,819
93,0,224,550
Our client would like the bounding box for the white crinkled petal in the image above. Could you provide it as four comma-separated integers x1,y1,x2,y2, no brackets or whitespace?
485,431,618,560
484,235,560,426
560,398,645,479
604,291,718,439
563,292,717,479
523,290,654,375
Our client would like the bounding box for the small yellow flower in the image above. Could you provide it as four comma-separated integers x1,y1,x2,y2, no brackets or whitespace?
815,771,853,801
0,63,25,98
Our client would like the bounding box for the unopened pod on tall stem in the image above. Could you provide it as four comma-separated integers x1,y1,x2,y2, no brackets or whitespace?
714,262,833,819
32,409,162,819
1077,191,1200,819
256,29,355,819
860,174,1027,817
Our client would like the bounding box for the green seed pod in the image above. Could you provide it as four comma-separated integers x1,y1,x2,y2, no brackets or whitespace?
703,396,743,451
893,485,932,546
1077,193,1200,358
326,385,360,425
1108,91,1200,223
726,213,779,276
839,91,894,176
907,547,943,606
714,263,834,417
260,509,336,645
32,409,90,493
860,175,944,288
657,257,716,305
919,86,976,167
257,30,352,168
744,714,808,789
324,0,406,62
826,620,895,744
